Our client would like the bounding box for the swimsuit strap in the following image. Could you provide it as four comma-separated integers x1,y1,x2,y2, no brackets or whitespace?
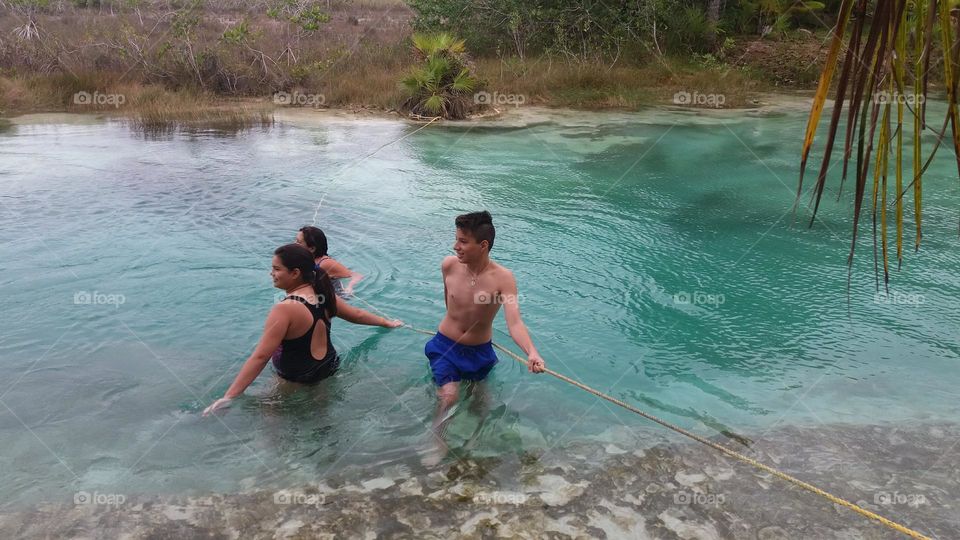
284,295,330,323
284,294,316,307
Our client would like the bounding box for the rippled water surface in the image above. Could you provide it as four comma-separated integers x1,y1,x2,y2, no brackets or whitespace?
0,108,958,509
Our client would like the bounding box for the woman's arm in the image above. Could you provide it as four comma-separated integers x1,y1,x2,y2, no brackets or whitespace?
203,307,289,415
343,271,364,295
319,257,352,280
335,296,402,328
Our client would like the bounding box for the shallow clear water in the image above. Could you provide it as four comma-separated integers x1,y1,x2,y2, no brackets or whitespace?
0,108,957,510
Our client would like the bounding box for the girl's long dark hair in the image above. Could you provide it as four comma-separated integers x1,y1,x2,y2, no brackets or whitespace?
298,226,329,258
274,243,337,318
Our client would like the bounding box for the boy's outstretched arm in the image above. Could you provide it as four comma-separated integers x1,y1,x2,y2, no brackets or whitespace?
502,273,545,373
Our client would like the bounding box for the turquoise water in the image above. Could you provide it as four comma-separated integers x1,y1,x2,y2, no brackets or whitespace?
0,108,957,510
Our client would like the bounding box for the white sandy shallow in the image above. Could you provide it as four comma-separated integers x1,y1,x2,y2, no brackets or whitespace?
6,93,822,130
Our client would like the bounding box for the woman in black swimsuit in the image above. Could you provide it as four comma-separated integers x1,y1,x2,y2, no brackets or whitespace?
203,244,402,415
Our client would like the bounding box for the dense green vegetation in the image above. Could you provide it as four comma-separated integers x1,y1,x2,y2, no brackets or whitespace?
407,0,839,58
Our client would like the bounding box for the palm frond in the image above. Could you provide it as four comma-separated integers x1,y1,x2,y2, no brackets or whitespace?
798,0,959,283
422,94,446,114
450,68,478,94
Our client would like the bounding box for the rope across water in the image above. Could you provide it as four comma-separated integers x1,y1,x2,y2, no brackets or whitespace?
310,116,441,226
350,294,931,539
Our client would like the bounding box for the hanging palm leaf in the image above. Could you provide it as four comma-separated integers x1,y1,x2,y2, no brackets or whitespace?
798,0,960,290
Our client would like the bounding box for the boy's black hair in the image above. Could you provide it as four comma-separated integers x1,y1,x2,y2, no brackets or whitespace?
455,211,495,251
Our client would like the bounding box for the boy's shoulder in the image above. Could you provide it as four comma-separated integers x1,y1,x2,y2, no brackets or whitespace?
491,261,515,282
442,255,459,272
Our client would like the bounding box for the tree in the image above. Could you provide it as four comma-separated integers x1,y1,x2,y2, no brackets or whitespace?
706,0,722,50
400,33,479,119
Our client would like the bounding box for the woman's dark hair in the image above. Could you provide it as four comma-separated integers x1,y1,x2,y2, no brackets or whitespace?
274,243,337,318
299,226,329,258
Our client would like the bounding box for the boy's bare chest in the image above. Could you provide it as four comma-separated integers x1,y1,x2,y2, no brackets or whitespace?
445,270,500,306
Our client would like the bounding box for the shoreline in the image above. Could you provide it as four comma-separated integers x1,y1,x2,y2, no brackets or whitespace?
1,420,956,538
3,92,820,130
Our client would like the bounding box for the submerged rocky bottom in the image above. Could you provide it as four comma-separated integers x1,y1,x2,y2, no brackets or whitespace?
2,422,958,539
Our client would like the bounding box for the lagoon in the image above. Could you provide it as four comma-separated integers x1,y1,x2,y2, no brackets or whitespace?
0,106,957,537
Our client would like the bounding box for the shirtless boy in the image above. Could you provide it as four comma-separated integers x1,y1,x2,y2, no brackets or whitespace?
423,211,545,462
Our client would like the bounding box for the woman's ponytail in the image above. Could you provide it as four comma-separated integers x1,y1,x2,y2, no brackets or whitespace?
312,265,338,319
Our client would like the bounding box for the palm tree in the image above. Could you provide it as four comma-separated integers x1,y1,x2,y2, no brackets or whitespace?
400,33,480,120
799,0,959,288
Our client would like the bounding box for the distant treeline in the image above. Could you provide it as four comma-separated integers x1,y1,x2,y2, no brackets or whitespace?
0,0,825,114
407,0,841,59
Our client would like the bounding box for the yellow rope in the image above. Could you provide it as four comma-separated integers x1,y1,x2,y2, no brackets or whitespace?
351,294,931,539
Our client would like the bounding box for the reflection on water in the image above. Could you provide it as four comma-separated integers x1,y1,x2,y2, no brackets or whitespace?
0,108,957,512
131,114,275,141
